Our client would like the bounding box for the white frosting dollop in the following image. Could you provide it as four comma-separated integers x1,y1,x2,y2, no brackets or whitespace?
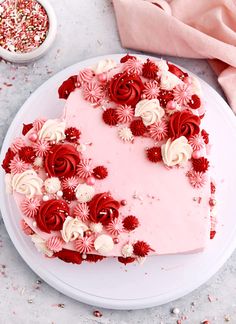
118,126,134,142
160,71,182,90
5,173,12,194
90,222,103,233
157,59,169,72
44,177,61,194
121,244,134,258
161,136,193,167
92,59,117,74
94,234,114,255
75,183,95,203
38,119,66,143
34,156,43,168
135,99,165,126
190,76,202,96
31,234,53,257
61,216,88,243
11,170,43,198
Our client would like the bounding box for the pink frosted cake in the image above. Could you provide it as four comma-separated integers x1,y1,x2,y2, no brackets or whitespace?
2,55,217,265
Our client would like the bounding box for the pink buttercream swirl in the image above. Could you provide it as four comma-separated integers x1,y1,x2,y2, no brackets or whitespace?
82,81,104,104
73,203,90,221
20,219,34,235
21,197,41,218
76,159,93,179
142,80,160,100
10,137,25,153
148,120,168,142
106,217,123,236
188,133,205,151
46,236,64,252
123,58,143,75
187,170,207,188
74,236,94,253
9,155,29,174
116,104,134,124
77,68,94,84
173,83,192,106
33,140,51,157
61,176,80,190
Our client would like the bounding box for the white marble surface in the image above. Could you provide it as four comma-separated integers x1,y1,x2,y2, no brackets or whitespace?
0,1,235,323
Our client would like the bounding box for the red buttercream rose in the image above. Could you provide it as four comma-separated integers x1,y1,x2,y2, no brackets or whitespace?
44,144,80,178
58,75,78,99
109,72,144,107
36,199,69,233
88,192,120,225
169,111,200,139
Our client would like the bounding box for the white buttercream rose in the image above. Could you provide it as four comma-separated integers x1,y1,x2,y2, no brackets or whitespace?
75,183,95,203
161,136,193,166
61,216,88,243
31,234,53,257
135,99,165,126
38,119,66,143
121,244,134,257
12,170,43,198
44,177,61,194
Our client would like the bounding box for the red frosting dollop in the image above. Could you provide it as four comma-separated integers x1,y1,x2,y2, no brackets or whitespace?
133,241,153,257
63,188,76,202
35,199,69,233
192,157,209,173
201,129,209,144
86,254,106,263
123,215,139,231
102,108,118,126
22,123,33,135
142,59,158,79
58,75,78,99
65,127,81,143
88,192,120,225
2,148,16,173
44,144,80,178
54,249,83,264
169,111,200,139
188,94,201,109
146,147,162,163
93,166,108,180
19,146,36,163
109,72,144,107
158,90,174,107
130,119,147,136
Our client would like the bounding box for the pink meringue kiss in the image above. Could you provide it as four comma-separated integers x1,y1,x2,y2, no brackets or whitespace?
28,133,38,142
86,176,96,186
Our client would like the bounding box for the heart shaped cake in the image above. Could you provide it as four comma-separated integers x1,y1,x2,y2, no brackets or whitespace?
2,55,217,265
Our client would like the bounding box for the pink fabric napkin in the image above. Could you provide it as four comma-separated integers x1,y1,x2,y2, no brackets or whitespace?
113,0,236,112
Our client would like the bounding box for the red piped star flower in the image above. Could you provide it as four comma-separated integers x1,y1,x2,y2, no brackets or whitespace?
118,256,136,265
142,59,158,79
130,119,147,136
102,108,118,126
65,127,81,143
22,123,33,135
2,148,16,173
133,241,153,257
93,166,108,180
201,129,209,144
63,188,76,202
123,215,139,231
18,146,36,163
146,147,162,163
192,157,209,173
120,54,136,63
188,94,201,109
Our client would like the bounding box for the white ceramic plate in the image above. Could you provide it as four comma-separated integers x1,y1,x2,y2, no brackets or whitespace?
1,54,236,310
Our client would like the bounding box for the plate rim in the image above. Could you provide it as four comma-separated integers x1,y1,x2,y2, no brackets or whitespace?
1,53,236,310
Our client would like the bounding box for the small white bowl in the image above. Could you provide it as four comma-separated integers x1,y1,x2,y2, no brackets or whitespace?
0,0,57,63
